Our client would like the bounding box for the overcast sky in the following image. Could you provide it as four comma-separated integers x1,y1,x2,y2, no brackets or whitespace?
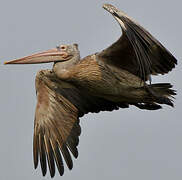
0,0,181,179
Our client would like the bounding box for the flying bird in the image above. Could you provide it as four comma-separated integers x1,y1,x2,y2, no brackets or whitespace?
4,4,177,178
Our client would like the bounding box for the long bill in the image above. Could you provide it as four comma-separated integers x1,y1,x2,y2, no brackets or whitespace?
4,47,72,64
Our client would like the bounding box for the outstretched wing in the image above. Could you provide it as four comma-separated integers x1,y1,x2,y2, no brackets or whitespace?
33,70,124,177
98,4,177,81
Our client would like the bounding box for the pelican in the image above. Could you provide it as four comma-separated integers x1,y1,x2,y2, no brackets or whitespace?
4,4,177,178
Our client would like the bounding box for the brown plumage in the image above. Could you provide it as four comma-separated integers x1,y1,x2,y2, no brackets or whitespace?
4,4,177,178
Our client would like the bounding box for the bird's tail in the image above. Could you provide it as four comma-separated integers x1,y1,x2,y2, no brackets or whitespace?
147,83,176,106
133,83,176,110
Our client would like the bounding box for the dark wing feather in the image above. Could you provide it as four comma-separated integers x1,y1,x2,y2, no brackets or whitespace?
33,70,125,177
34,70,79,177
98,4,177,81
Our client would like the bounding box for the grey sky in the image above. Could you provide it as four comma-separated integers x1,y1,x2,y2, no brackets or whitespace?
0,0,181,179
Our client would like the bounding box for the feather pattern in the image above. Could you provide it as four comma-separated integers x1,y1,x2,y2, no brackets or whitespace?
33,70,129,177
99,4,177,81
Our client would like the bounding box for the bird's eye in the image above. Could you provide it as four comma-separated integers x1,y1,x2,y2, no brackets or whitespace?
60,45,66,50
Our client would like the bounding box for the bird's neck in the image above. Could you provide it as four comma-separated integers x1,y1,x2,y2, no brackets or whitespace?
53,53,80,80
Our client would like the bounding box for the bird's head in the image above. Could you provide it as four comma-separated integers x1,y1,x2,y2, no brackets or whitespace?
4,43,79,65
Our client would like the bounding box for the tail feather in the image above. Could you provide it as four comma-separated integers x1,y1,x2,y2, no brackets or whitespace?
150,83,176,96
146,83,176,107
